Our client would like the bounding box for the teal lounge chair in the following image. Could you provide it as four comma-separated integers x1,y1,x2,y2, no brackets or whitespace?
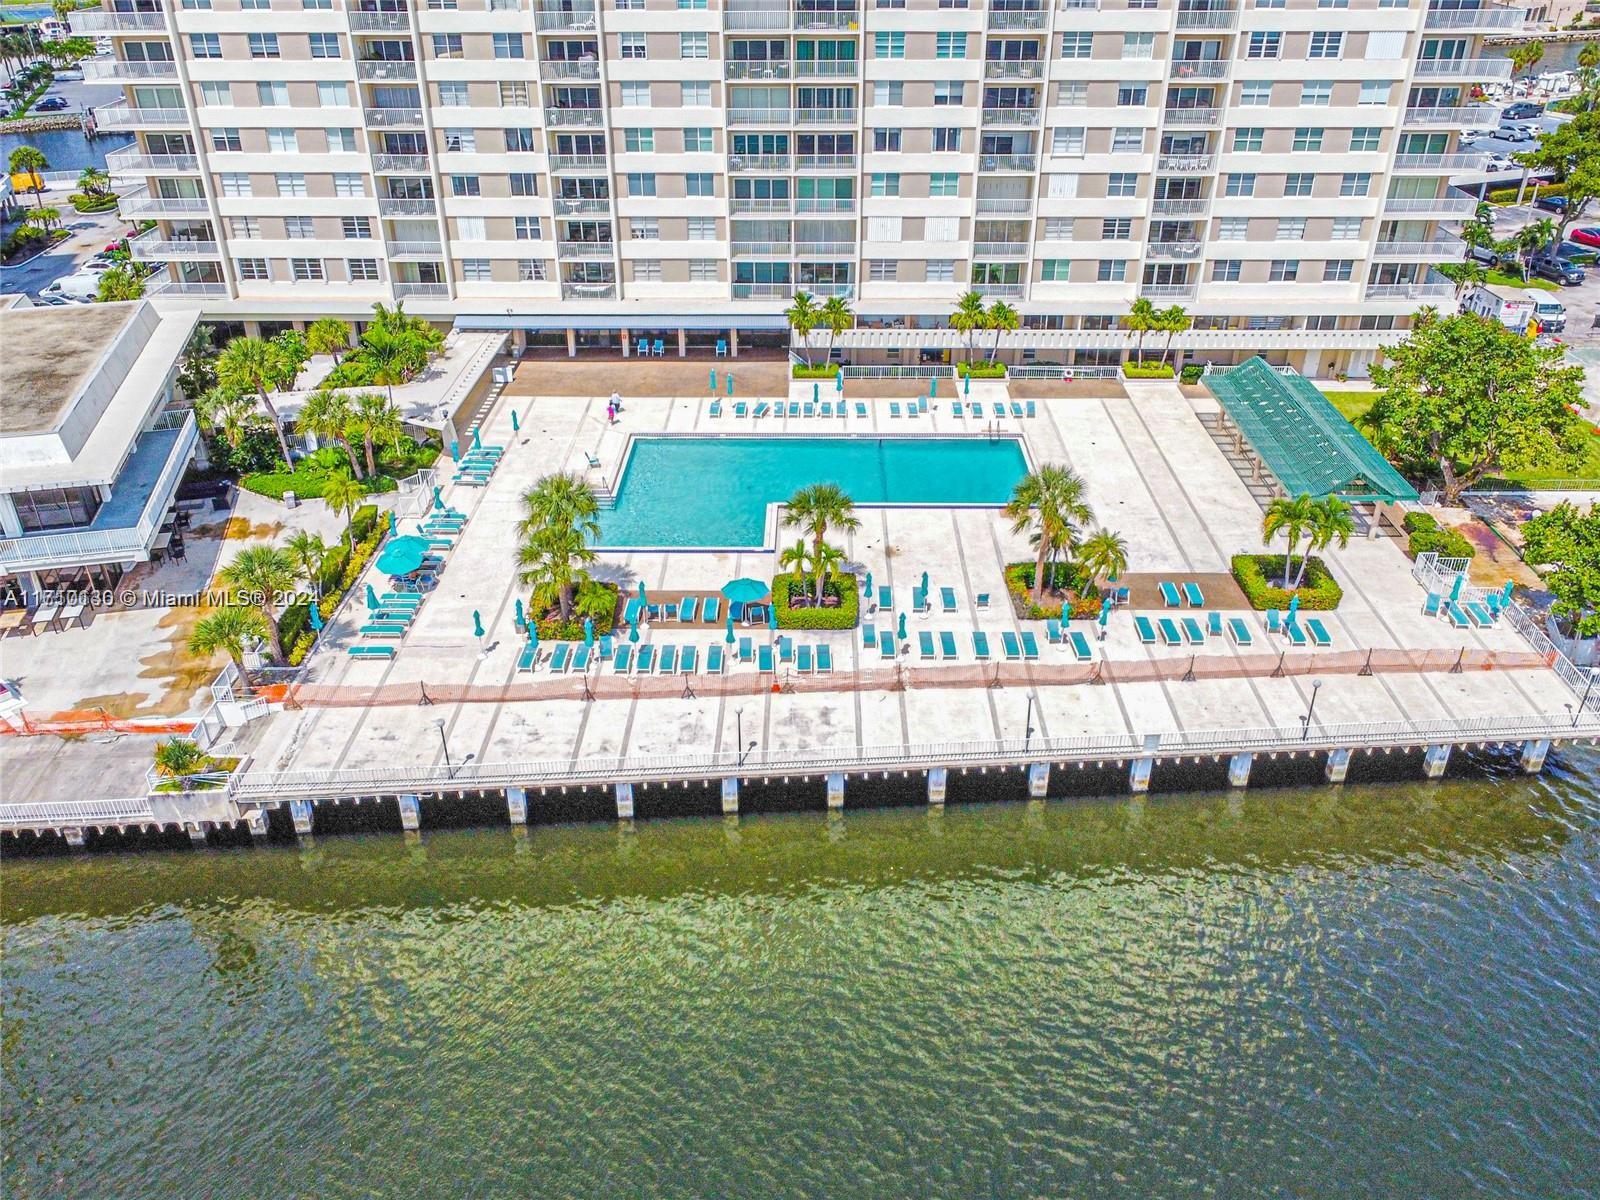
939,630,958,659
1423,593,1442,617
658,645,678,673
972,631,991,659
919,630,936,659
796,644,813,672
1021,631,1040,659
703,597,721,623
1069,630,1092,661
1135,615,1157,644
1159,581,1182,607
1181,617,1205,645
816,644,833,673
976,592,990,609
1305,617,1332,647
992,402,1005,418
1158,618,1182,646
889,402,902,418
821,401,833,417
918,397,928,414
680,644,698,673
739,636,753,663
952,400,964,418
709,399,723,417
680,596,699,622
360,623,407,638
517,642,538,671
1183,582,1204,607
706,644,725,673
907,400,921,418
1010,402,1024,418
803,402,816,417
599,635,613,659
549,643,572,672
778,635,794,663
880,627,897,659
1207,611,1222,637
877,585,892,610
863,624,877,648
572,645,592,671
348,644,396,659
380,594,423,607
636,644,656,672
1284,621,1308,647
940,586,957,613
1227,618,1253,647
855,402,867,417
1025,401,1036,418
613,644,633,672
1266,609,1283,632
1045,618,1063,643
1465,602,1494,627
734,402,748,418
788,401,800,417
758,643,774,672
1002,631,1022,660
753,402,770,418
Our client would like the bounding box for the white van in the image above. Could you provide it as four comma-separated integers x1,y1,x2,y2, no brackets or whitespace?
1524,290,1566,333
38,273,102,304
1463,283,1536,334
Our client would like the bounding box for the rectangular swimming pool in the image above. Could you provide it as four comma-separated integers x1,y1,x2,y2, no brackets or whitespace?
597,436,1028,548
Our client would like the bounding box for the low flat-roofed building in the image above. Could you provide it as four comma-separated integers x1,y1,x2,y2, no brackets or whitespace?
1,298,200,598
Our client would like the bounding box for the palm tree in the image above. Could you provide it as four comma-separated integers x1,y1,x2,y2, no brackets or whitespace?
1294,497,1355,588
1157,304,1191,367
1122,297,1160,364
1262,493,1319,588
777,537,813,583
76,166,110,199
783,482,861,604
216,336,295,467
986,299,1020,362
357,325,426,401
1510,39,1544,81
1512,217,1559,280
785,290,820,367
950,289,987,364
1076,528,1129,596
193,386,257,450
517,473,601,621
1004,465,1091,603
285,530,329,599
296,389,362,478
153,737,209,783
1439,260,1487,298
306,317,352,364
1461,202,1497,257
321,469,367,547
350,392,404,477
820,294,854,363
95,264,145,303
31,205,59,232
217,545,298,662
7,146,48,211
271,329,311,390
187,604,269,673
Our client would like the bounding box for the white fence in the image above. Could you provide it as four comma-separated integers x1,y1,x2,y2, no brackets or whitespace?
395,468,439,520
0,798,156,832
839,365,951,380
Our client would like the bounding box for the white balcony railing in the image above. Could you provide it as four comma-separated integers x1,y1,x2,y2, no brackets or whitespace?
730,153,793,171
386,240,445,258
1146,241,1203,260
796,197,855,213
146,279,229,297
974,281,1025,298
348,9,411,31
988,8,1047,29
1163,107,1221,127
1174,5,1237,29
979,153,1037,172
732,241,793,256
982,106,1041,127
81,58,178,82
1140,282,1198,300
555,196,611,214
119,188,209,217
730,196,794,213
985,59,1044,80
726,61,791,80
534,3,597,30
976,197,1031,214
1382,193,1479,216
797,153,856,170
393,280,451,297
356,59,418,81
70,10,167,33
729,107,792,125
1364,281,1458,302
561,281,618,299
95,103,188,130
1169,60,1228,80
1373,239,1465,259
1392,152,1492,172
106,149,200,175
795,107,856,124
550,153,608,171
794,240,853,255
732,282,791,298
373,153,430,173
558,240,614,257
128,231,220,260
1424,5,1525,30
795,59,858,78
1414,57,1513,81
1151,197,1209,215
973,241,1029,258
365,107,425,127
378,196,437,216
545,107,604,126
1403,105,1499,128
541,60,601,80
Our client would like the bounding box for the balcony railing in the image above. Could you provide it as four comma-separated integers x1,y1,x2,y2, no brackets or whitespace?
794,10,858,30
545,107,604,126
1382,193,1478,216
555,196,611,214
795,107,856,124
796,197,855,213
730,196,794,213
976,197,1030,213
145,279,226,297
1157,153,1214,173
982,107,1041,127
1373,239,1464,259
1151,197,1209,215
81,58,178,82
394,281,451,297
70,10,167,33
1364,282,1457,302
730,153,792,171
558,240,614,257
732,282,791,298
348,9,411,31
550,153,608,171
356,59,418,81
561,281,617,299
387,240,445,258
119,189,209,217
1402,105,1498,128
1140,282,1198,300
979,153,1037,172
106,149,200,175
973,241,1028,258
541,60,600,80
1174,5,1237,29
729,107,792,125
1392,152,1491,172
378,196,437,216
365,107,425,127
795,59,858,78
974,281,1025,298
794,240,853,255
534,3,597,30
1424,5,1525,30
1414,57,1513,81
373,153,430,172
727,61,791,80
797,153,855,170
128,231,220,260
988,8,1047,29
96,103,188,130
985,60,1043,80
1169,60,1227,80
1146,241,1202,260
724,9,791,30
732,241,793,256
1163,107,1220,127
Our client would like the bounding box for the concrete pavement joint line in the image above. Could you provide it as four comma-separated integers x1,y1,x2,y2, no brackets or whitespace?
949,510,1004,740
1103,397,1204,573
983,517,1051,743
879,506,910,747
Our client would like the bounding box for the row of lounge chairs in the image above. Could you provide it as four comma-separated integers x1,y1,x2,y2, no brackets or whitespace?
1422,591,1502,630
1134,611,1259,649
1264,610,1334,647
862,624,1041,663
453,442,503,488
350,591,427,659
622,594,729,625
706,397,1039,421
1159,581,1206,608
875,584,991,614
519,635,836,675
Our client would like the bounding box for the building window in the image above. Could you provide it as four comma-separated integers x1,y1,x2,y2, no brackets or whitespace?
1239,80,1271,106
627,173,656,196
349,259,380,281
1224,173,1256,197
211,128,242,152
689,259,718,281
1217,217,1248,240
873,128,901,152
929,173,960,197
519,260,547,282
872,81,903,106
1097,260,1126,282
1107,173,1137,197
316,82,349,106
1060,32,1092,59
309,32,340,58
1308,32,1342,59
868,259,896,281
505,128,536,152
1283,172,1314,198
871,172,900,196
1102,218,1131,239
1232,128,1264,152
433,34,463,58
198,81,231,107
620,33,646,59
333,173,364,197
1330,217,1362,239
1323,259,1353,282
450,175,480,197
327,128,358,152
1056,81,1088,106
1350,127,1382,153
621,82,649,107
933,81,964,106
237,258,270,281
1039,260,1070,281
1052,127,1085,156
1292,128,1324,153
515,216,541,239
687,217,717,239
1115,83,1147,107
624,128,654,153
926,260,955,282
1121,33,1154,60
1275,218,1306,240
1358,81,1390,106
1339,172,1371,197
874,32,905,59
631,219,660,239
341,216,372,239
501,81,531,107
462,259,492,281
932,128,961,152
680,33,708,59
291,258,325,281
1269,259,1299,282
247,33,279,58
1246,31,1281,59
492,33,525,59
634,259,663,281
1212,259,1241,282
1111,127,1143,154
510,173,539,197
258,81,290,106
684,127,713,153
681,81,711,106
189,33,220,58
219,173,250,197
1300,80,1331,106
935,32,967,59
686,172,714,196
276,173,307,197
442,128,475,153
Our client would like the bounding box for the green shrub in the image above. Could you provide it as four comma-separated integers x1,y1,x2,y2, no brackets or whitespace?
286,631,315,667
241,464,401,500
350,504,380,544
1004,561,1102,619
1402,511,1438,535
1231,554,1344,611
956,360,1006,379
317,546,349,595
1409,527,1478,560
1122,361,1176,379
791,362,841,379
1486,182,1565,206
69,192,118,213
532,581,619,640
1180,364,1205,384
278,600,311,651
772,570,859,629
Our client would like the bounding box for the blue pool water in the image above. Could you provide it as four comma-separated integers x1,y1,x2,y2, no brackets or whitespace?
598,437,1028,548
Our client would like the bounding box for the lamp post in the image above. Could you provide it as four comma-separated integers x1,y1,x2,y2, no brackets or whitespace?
736,707,756,767
1300,679,1323,741
1024,695,1036,750
434,718,454,777
1576,669,1597,727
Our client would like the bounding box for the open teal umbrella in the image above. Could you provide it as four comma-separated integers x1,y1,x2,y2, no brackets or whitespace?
723,578,769,605
725,614,735,644
309,601,324,632
472,609,485,639
375,536,430,576
387,510,398,536
366,583,379,610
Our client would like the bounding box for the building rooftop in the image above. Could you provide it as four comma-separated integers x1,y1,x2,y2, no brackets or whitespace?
0,305,137,436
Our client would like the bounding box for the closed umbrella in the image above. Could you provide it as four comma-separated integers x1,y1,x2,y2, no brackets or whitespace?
432,486,444,511
629,622,640,644
471,427,481,450
725,614,736,644
309,601,324,632
387,510,398,536
835,370,843,393
526,623,539,660
1449,573,1464,602
375,536,430,576
726,373,735,398
1288,594,1301,619
930,375,938,398
366,583,379,611
511,409,520,432
768,603,778,632
862,570,873,597
472,609,485,639
920,570,930,595
963,372,970,396
1099,597,1112,625
1501,580,1515,605
514,598,525,630
638,579,647,600
450,439,460,462
710,368,718,392
583,616,595,649
813,382,820,404
897,612,908,644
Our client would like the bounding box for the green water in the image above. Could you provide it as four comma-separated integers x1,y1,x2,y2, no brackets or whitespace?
4,753,1599,1198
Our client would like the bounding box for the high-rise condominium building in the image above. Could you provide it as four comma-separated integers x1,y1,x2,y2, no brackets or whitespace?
77,0,1521,370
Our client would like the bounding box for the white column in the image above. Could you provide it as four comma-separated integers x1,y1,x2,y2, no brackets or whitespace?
1325,748,1352,783
615,782,635,820
1423,744,1451,779
1129,757,1154,793
1026,762,1050,798
289,799,314,836
720,777,739,815
1519,739,1550,774
398,794,421,831
1227,752,1253,788
825,772,846,809
927,767,947,805
506,786,528,824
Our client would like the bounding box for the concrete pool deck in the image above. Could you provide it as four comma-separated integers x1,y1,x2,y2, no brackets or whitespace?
230,375,1592,807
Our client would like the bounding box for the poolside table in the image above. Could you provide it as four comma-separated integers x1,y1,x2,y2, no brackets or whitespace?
58,600,87,628
31,601,60,633
0,609,28,636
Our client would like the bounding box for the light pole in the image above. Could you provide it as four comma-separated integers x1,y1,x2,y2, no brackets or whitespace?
434,718,453,777
736,707,756,767
1024,695,1036,749
1299,679,1323,741
1576,669,1597,727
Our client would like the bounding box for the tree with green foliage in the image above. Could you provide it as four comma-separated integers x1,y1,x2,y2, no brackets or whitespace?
295,389,363,479
1520,501,1600,638
517,472,600,622
784,290,820,367
285,530,329,599
187,604,269,674
95,264,144,302
1439,260,1487,298
1295,497,1356,588
1121,297,1160,363
1156,304,1192,367
783,482,860,605
306,316,352,363
778,537,813,583
1513,104,1600,239
1262,493,1319,589
152,737,208,785
350,391,405,477
1076,528,1129,595
1510,39,1545,80
217,545,298,661
216,336,297,467
321,469,367,547
986,299,1020,361
7,146,48,212
1005,465,1091,603
1366,310,1588,505
271,329,310,390
30,204,59,232
76,166,110,198
193,386,258,451
820,293,854,363
950,289,988,364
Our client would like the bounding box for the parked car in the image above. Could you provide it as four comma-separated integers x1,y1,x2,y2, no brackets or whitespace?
1534,194,1569,214
1531,253,1586,285
52,68,83,82
1502,101,1545,120
1484,154,1516,172
1556,241,1599,265
1569,226,1600,249
1496,124,1536,143
1468,244,1505,268
33,96,69,112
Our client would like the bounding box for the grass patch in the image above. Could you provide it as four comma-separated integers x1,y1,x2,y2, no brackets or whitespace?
241,443,438,501
1486,268,1558,292
1321,389,1384,423
791,362,840,379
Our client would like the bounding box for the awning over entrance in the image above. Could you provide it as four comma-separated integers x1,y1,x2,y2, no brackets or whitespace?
1203,357,1419,504
453,313,790,332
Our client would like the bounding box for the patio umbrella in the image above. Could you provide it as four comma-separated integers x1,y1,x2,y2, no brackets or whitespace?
432,486,444,511
710,368,718,392
1501,581,1515,605
514,598,525,630
920,570,930,595
813,382,819,404
963,372,970,396
1099,597,1112,625
897,612,908,643
726,374,735,398
768,603,778,632
638,579,647,600
375,535,430,576
1449,573,1464,602
862,570,873,597
629,622,640,644
930,375,938,397
722,578,770,605
387,510,398,536
471,427,481,450
583,616,595,649
365,583,379,611
511,409,520,432
835,371,843,393
450,439,460,462
1288,594,1301,619
472,609,485,639
309,601,323,632
725,614,735,644
526,623,539,659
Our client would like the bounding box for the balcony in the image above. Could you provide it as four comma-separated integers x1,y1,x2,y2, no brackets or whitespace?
373,153,430,172
796,197,855,213
549,152,607,171
1414,57,1513,82
973,241,1028,258
1402,105,1499,129
974,281,1025,298
794,240,853,255
979,153,1037,172
70,10,166,34
1169,60,1228,80
730,196,794,213
794,10,859,30
555,195,611,214
127,231,219,260
795,59,858,78
1373,238,1464,261
1424,5,1525,31
378,196,438,216
541,61,600,80
558,240,614,258
1382,192,1479,217
981,107,1041,127
985,59,1044,80
365,107,425,128
732,282,792,298
1392,152,1491,172
1364,281,1457,302
976,197,1031,214
357,59,418,81
545,107,604,127
348,9,411,31
1151,197,1209,215
1140,282,1197,300
988,8,1047,29
1157,153,1214,173
797,153,856,170
119,188,209,218
730,152,793,171
795,107,856,124
105,149,200,176
96,103,188,130
732,241,793,256
1146,241,1202,261
729,107,792,126
534,3,597,29
146,279,229,297
1163,107,1220,127
394,281,451,297
561,281,617,300
81,59,178,82
387,241,445,259
727,61,791,80
1174,5,1237,29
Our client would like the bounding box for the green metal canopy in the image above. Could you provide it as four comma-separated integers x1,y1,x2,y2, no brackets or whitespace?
1203,357,1419,504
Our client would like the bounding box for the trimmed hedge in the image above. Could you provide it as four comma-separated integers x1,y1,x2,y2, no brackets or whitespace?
1122,360,1176,379
69,192,119,213
1487,182,1564,206
773,570,859,630
1180,364,1205,384
1403,511,1478,561
1231,554,1344,611
533,580,619,641
957,360,1007,379
791,362,841,379
1005,561,1102,620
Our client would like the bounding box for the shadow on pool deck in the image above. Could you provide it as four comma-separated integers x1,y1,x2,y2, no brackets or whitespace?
505,358,789,398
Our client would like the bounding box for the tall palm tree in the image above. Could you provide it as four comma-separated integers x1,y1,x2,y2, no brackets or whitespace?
216,336,295,467
1510,38,1544,81
187,604,269,673
1076,528,1129,596
95,264,144,303
357,325,426,401
7,146,48,212
285,530,329,599
217,545,297,661
986,299,1020,362
783,482,861,604
321,469,367,547
950,289,987,364
1156,304,1191,367
306,316,352,363
295,389,363,478
777,537,813,583
785,290,820,367
350,392,405,477
194,386,257,450
1122,297,1159,364
820,294,854,363
1004,465,1091,603
517,473,601,621
1294,497,1355,588
30,205,59,232
1439,260,1487,298
1262,493,1319,588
